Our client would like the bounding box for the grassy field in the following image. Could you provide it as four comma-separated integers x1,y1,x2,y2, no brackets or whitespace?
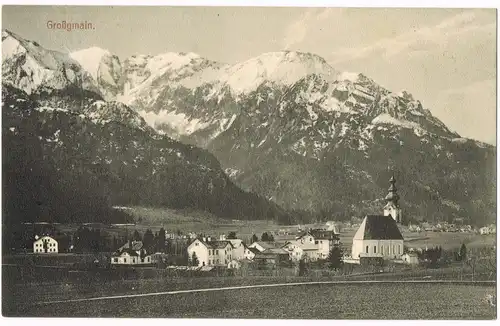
5,281,496,319
55,206,281,241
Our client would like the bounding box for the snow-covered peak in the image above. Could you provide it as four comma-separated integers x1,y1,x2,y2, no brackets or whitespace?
221,51,339,94
338,71,361,82
70,46,123,100
70,47,113,81
2,29,99,95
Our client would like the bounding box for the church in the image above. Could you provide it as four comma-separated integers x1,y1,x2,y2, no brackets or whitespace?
351,176,404,261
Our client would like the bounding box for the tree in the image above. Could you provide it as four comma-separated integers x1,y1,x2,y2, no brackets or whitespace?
143,229,155,252
327,244,343,270
261,232,270,241
268,233,275,242
251,234,258,243
298,258,307,276
190,252,199,266
459,243,467,261
133,230,141,241
227,231,237,239
157,228,166,253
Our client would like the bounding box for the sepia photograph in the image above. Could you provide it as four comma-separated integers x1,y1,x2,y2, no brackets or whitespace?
1,2,497,320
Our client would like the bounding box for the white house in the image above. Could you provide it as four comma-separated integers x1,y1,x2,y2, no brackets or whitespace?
282,241,304,261
227,238,246,260
111,240,153,266
187,238,234,267
402,252,420,265
295,229,340,260
33,236,58,254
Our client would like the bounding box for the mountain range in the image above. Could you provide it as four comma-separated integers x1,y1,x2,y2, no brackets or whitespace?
2,29,496,226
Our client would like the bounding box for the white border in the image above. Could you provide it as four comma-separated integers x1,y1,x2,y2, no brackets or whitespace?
0,1,498,326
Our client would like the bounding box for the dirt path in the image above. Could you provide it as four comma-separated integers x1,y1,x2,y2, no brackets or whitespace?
37,279,495,305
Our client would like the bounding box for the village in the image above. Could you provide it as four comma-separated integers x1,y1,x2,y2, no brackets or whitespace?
16,176,496,279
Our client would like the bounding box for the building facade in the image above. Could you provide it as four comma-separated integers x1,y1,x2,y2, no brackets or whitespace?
111,240,153,266
33,236,58,254
187,238,234,267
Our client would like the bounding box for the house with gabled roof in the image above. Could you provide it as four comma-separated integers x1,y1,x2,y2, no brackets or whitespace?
253,248,290,266
33,235,58,254
248,241,284,252
187,237,234,267
111,240,153,266
295,229,340,260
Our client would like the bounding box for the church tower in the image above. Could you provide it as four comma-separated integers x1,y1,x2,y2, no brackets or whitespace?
383,175,402,223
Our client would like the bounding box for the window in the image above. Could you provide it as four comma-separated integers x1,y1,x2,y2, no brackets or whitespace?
124,258,127,263
147,257,150,262
309,238,312,242
381,246,384,254
216,250,219,254
374,246,377,254
113,258,118,263
315,241,318,244
366,246,369,253
320,241,323,244
195,243,199,246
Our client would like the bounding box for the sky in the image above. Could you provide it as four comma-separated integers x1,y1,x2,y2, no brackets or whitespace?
2,6,497,144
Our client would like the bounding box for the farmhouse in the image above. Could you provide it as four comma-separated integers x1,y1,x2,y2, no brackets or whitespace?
351,175,405,261
253,248,290,266
187,237,234,267
111,240,153,266
33,235,58,254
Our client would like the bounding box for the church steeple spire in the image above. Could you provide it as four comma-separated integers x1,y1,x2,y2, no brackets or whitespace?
385,175,400,205
383,175,402,223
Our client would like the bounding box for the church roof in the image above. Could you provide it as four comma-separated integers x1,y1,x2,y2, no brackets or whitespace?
353,215,404,240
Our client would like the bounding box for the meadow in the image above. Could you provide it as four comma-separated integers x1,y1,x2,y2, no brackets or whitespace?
6,281,496,319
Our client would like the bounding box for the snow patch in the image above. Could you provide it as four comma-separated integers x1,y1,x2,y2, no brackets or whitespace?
371,113,420,129
139,110,210,136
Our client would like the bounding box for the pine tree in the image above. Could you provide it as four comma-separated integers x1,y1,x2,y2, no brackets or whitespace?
327,244,343,270
227,231,237,239
191,252,199,266
157,228,166,253
251,234,258,243
133,230,141,241
459,243,467,261
143,229,154,252
298,258,307,276
261,232,269,241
